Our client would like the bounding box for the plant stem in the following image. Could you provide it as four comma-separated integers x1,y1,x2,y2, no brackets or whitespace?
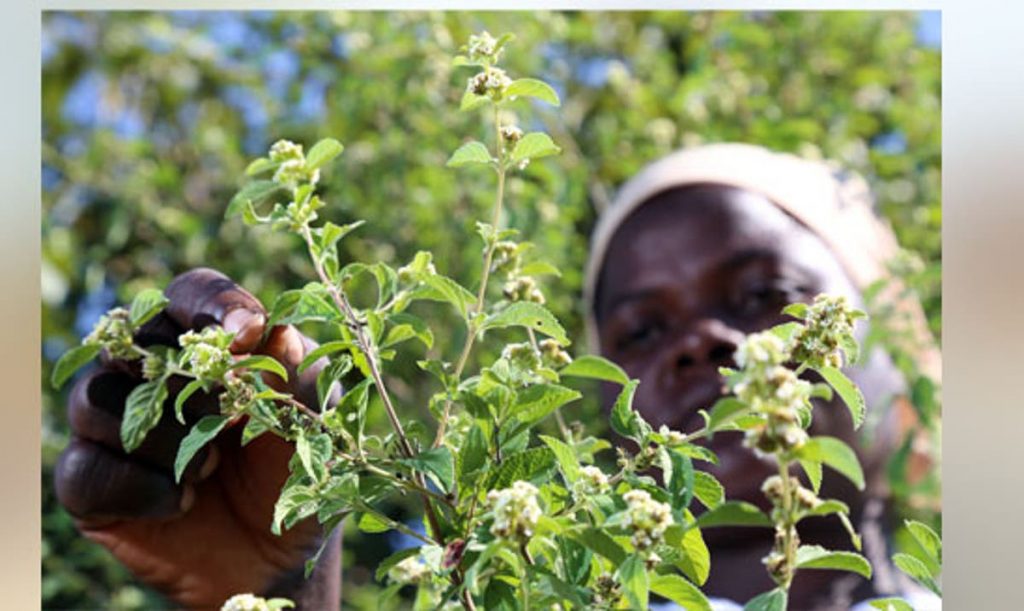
777,459,797,591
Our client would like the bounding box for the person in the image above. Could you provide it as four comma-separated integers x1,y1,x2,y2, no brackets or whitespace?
582,143,940,610
54,144,939,610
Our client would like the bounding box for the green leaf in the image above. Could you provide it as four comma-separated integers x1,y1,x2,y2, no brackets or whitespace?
693,471,725,509
706,397,750,432
616,554,648,610
298,340,355,374
335,376,369,441
867,597,914,611
510,132,561,163
693,501,772,529
782,303,809,319
905,519,942,565
375,547,421,582
795,545,872,578
570,527,626,564
799,458,823,494
383,313,434,350
459,424,488,483
121,378,169,453
559,355,629,385
489,447,555,489
316,355,353,412
357,511,391,534
419,274,476,319
446,141,492,168
484,302,570,345
315,221,364,259
745,588,787,611
404,447,455,493
667,449,695,510
539,435,579,483
798,436,866,491
807,499,850,518
174,379,206,424
51,343,102,389
816,366,866,429
558,537,592,585
649,573,712,611
226,180,282,219
245,157,278,176
296,430,332,484
518,261,561,277
174,415,228,483
128,288,168,327
505,78,561,106
231,355,289,382
893,553,941,596
305,138,344,170
459,90,491,111
271,484,318,535
511,384,581,425
610,380,645,440
664,517,711,586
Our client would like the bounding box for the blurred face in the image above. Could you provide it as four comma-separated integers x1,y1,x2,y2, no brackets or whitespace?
594,184,865,508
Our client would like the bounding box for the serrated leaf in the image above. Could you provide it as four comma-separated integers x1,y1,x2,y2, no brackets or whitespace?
121,378,169,453
707,397,749,432
419,274,476,319
610,379,645,440
226,180,282,219
571,527,626,564
231,355,289,382
128,288,168,327
650,573,712,611
667,449,695,510
271,484,318,535
511,384,581,425
518,260,561,277
446,140,492,168
800,458,823,493
798,436,865,491
795,545,872,578
459,90,491,111
510,132,561,162
692,501,772,529
404,447,455,493
459,424,488,483
296,430,332,484
484,302,569,345
616,554,648,610
893,553,941,595
489,447,555,489
174,415,228,483
559,355,629,385
693,471,724,509
905,519,942,565
383,313,433,350
305,138,344,170
867,597,914,611
174,379,206,424
505,78,561,106
745,588,787,611
539,435,579,483
664,516,711,586
357,511,391,534
298,340,355,374
817,365,866,429
51,343,102,389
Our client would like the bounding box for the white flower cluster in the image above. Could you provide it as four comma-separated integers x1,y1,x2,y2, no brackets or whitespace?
221,593,271,611
84,307,136,359
622,489,673,551
657,425,688,446
539,338,572,369
179,326,234,381
791,294,863,369
466,31,502,64
388,555,430,585
734,331,788,371
468,68,512,98
488,480,542,541
500,124,524,145
572,465,610,500
503,275,545,304
268,139,319,186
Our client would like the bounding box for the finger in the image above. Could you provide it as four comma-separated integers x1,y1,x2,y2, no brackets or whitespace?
259,327,340,411
67,368,220,482
164,268,267,353
55,438,188,522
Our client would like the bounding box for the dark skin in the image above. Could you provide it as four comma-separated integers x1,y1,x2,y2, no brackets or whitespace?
594,185,905,609
54,268,341,610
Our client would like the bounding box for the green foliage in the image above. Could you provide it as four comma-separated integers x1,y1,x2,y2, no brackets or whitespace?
41,12,940,610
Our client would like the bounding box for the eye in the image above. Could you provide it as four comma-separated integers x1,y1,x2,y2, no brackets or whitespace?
614,319,666,352
735,281,808,317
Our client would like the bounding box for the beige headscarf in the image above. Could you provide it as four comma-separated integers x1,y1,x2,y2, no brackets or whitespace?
582,143,941,382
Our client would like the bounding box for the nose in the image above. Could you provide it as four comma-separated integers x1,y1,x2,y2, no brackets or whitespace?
671,318,745,371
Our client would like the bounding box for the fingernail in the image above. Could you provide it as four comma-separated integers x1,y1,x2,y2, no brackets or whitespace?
179,484,196,514
198,446,220,480
224,308,265,353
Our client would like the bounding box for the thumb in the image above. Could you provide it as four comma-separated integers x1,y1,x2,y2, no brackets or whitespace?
164,268,267,354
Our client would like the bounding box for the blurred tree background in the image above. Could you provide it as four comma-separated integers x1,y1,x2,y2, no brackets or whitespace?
41,11,941,609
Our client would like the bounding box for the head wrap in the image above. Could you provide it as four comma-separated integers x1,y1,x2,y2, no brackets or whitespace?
582,142,940,382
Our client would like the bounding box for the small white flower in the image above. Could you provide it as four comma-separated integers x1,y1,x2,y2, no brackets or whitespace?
488,480,542,540
622,489,673,551
388,555,430,585
221,593,269,611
